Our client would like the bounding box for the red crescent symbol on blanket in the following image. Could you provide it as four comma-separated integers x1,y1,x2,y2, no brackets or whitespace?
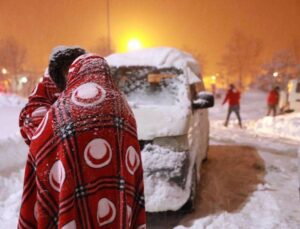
49,160,66,192
125,146,140,175
84,139,112,168
97,198,116,226
71,82,106,107
137,224,147,229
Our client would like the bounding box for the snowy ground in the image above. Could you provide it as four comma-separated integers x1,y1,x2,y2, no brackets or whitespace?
0,91,299,228
173,90,300,229
0,94,27,228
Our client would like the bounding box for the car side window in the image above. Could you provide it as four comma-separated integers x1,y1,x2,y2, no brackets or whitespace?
296,82,300,93
190,82,205,100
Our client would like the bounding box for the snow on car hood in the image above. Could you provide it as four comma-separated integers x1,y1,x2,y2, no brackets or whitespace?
106,47,201,84
131,104,191,140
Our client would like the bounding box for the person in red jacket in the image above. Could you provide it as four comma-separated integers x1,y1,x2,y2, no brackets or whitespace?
222,84,242,128
18,47,146,229
267,86,280,117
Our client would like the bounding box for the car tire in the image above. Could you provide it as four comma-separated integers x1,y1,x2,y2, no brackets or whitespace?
203,133,209,162
180,165,197,212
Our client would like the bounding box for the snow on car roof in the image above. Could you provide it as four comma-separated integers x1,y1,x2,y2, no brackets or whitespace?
105,47,201,84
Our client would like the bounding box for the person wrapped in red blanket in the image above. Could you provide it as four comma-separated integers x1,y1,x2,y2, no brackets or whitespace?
19,68,60,145
18,47,146,229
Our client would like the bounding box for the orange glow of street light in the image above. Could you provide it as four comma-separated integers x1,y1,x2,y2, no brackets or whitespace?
1,68,8,75
127,39,142,51
211,75,216,83
273,72,279,78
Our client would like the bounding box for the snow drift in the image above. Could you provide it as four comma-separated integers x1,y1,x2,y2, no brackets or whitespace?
255,112,300,141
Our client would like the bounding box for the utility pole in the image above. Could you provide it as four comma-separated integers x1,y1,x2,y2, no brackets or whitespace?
106,0,111,52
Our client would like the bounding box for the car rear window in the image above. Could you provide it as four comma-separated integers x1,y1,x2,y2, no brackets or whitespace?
109,66,185,106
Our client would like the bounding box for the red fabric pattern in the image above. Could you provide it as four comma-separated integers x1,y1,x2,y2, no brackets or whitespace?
18,54,146,229
267,90,279,105
222,89,241,106
19,70,60,145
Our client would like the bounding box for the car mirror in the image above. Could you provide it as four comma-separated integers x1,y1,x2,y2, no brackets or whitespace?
192,92,214,109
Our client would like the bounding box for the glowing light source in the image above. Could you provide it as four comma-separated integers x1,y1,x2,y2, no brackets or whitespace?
1,68,8,75
273,72,279,78
19,76,28,84
211,75,217,83
127,39,142,51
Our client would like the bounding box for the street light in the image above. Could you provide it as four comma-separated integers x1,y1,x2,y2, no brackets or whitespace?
19,76,28,84
273,72,279,78
211,75,217,84
127,39,142,51
1,68,8,75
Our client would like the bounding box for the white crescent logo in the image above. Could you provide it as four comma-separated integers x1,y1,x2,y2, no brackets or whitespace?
84,139,112,169
49,160,66,192
97,198,116,226
30,84,39,97
34,201,38,221
71,82,106,107
31,111,49,140
62,220,76,229
32,106,48,118
127,205,132,227
137,224,147,229
125,146,140,175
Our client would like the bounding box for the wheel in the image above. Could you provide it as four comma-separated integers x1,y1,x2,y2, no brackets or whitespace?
180,165,197,212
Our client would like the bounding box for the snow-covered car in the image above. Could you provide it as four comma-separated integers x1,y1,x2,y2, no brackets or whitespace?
106,47,214,212
288,79,300,112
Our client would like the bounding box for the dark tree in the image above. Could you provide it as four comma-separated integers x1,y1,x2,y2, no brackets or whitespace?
220,31,262,89
0,37,26,92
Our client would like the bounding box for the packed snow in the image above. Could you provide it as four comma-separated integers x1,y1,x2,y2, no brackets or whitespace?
0,93,27,228
0,93,26,108
173,89,300,229
255,113,300,141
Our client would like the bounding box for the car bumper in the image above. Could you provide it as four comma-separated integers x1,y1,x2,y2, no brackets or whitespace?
141,144,191,212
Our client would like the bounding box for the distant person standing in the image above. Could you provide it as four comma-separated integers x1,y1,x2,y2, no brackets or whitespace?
267,86,280,116
222,84,242,128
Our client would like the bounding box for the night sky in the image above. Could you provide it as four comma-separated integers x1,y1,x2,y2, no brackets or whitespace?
1,0,300,74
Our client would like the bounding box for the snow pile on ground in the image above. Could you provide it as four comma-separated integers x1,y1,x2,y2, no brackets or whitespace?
0,170,23,228
211,89,300,143
0,95,28,171
254,112,300,141
0,94,27,227
0,136,27,173
0,93,26,108
175,187,289,229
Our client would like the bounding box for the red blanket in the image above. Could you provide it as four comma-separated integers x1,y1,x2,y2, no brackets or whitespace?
19,69,60,145
18,54,146,228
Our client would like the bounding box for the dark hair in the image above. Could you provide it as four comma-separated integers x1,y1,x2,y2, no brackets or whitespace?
49,47,86,91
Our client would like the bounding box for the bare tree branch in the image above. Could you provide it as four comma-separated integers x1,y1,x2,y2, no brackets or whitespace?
220,31,262,89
